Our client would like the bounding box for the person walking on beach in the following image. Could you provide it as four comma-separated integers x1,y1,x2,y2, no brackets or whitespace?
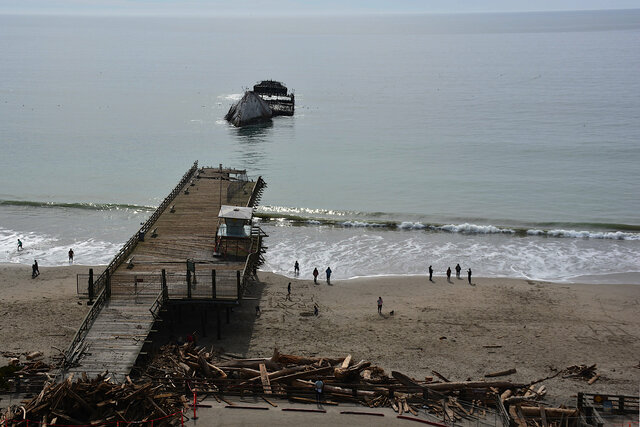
313,267,319,284
377,296,383,314
325,267,332,285
32,260,39,278
468,268,472,285
446,267,452,282
314,303,319,316
428,265,433,282
17,239,23,251
286,282,292,300
455,264,461,279
294,260,300,276
68,248,74,264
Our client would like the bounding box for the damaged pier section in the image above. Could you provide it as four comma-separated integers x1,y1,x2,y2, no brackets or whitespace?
62,162,267,382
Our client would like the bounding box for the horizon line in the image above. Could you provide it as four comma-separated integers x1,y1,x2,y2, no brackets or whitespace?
1,8,639,18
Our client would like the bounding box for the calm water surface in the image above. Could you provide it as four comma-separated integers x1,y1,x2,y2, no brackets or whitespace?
1,11,639,281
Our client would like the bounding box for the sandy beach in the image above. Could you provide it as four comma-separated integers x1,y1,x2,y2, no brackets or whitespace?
242,272,640,404
1,264,639,406
0,264,95,361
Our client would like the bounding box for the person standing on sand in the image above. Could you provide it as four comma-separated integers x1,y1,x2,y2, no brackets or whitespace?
428,265,433,282
455,264,461,279
313,268,319,284
315,379,324,406
446,267,452,282
17,239,23,251
294,260,300,276
68,248,74,264
32,260,39,278
326,267,332,284
377,296,383,314
468,268,472,285
286,282,292,300
314,303,319,316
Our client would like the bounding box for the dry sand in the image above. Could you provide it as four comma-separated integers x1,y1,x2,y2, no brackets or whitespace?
1,264,639,406
0,264,94,361
243,272,640,405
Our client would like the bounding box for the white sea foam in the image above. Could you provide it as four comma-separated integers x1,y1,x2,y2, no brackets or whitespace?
527,229,545,235
0,227,122,266
398,222,426,229
258,206,640,241
259,222,640,283
439,223,515,234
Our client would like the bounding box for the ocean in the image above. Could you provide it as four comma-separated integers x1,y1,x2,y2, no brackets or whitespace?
1,10,639,283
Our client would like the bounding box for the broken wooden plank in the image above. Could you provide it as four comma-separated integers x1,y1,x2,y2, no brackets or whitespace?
341,354,352,369
485,368,517,378
431,370,450,382
259,363,272,394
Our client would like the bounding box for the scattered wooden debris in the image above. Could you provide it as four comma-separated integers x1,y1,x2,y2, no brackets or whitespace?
1,373,186,425
0,345,602,426
485,368,517,378
563,364,597,380
562,364,600,385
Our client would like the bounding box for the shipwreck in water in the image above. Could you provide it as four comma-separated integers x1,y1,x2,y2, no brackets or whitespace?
225,80,295,127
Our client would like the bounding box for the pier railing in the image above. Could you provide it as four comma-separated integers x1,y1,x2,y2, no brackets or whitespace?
79,271,243,301
74,162,199,299
62,276,109,370
247,176,266,208
65,162,199,366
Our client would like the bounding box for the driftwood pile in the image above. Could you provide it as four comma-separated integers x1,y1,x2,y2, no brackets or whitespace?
1,344,594,425
141,343,546,422
0,373,187,426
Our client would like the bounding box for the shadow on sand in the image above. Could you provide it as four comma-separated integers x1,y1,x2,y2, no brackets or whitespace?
147,276,268,359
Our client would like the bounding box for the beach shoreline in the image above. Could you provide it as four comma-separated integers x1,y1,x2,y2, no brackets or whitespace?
1,263,639,406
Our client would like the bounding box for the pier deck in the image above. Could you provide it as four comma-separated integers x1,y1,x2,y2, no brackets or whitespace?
64,163,266,382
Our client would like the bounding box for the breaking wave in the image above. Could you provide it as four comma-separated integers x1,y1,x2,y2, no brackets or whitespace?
0,227,122,266
255,206,640,240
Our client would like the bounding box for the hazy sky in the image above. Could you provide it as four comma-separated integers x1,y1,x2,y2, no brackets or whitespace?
1,0,639,16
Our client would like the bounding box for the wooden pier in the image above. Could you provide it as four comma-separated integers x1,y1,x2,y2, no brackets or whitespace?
62,162,267,382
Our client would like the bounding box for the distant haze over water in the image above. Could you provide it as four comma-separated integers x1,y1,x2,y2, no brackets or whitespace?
1,11,639,282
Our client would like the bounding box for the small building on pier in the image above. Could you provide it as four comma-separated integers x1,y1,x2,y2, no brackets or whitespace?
214,205,254,259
